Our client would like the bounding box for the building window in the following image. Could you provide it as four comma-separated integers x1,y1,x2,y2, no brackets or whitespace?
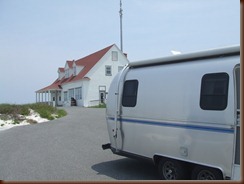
65,69,69,78
69,89,74,100
105,66,112,76
200,73,229,110
75,87,82,100
122,80,139,107
112,51,118,61
74,66,77,76
64,91,68,101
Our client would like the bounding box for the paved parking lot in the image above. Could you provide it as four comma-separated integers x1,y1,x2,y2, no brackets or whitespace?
0,107,159,181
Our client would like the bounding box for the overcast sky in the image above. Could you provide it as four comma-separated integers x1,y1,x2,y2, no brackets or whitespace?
0,0,240,104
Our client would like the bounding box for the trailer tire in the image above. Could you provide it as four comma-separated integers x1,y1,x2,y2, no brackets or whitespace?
191,165,223,180
158,158,188,180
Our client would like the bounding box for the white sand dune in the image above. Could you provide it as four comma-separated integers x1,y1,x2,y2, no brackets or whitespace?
0,109,49,131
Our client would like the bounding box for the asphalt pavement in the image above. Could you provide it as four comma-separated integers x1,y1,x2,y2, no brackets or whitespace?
0,107,159,181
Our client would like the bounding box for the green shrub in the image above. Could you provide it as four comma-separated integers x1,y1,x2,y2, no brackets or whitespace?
0,104,30,116
13,119,20,124
19,105,30,116
0,104,16,114
89,103,106,108
56,109,67,118
0,114,10,121
26,119,37,124
0,103,67,121
30,103,67,120
27,103,54,120
38,110,49,119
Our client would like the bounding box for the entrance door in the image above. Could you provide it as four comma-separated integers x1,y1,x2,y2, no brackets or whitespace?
232,65,240,180
99,86,106,104
100,91,105,104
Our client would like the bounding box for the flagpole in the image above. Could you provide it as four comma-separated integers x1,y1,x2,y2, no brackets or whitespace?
119,0,123,52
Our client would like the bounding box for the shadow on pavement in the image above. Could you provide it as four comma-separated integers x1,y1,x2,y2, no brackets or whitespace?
91,158,160,180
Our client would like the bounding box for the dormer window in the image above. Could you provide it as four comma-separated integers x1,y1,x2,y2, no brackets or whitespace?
58,68,65,80
65,69,69,78
74,66,77,76
58,72,61,79
112,51,118,61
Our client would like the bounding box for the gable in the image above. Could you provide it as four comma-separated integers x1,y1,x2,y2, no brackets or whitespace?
71,44,114,82
36,44,129,93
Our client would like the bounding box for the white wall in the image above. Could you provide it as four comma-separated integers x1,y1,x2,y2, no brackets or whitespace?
58,71,65,80
84,45,128,107
61,80,84,106
60,45,129,107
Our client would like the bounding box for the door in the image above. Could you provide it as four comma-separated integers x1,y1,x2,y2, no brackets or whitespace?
99,91,105,104
112,67,129,152
99,86,106,104
232,65,240,180
58,91,62,106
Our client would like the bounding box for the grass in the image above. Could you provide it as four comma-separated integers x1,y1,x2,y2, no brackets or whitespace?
56,109,67,118
0,103,67,122
89,103,106,108
0,104,29,116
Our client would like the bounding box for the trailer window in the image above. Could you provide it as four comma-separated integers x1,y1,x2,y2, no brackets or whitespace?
200,73,229,110
122,80,138,107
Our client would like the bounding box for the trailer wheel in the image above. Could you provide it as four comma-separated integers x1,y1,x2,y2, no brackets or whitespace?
191,165,223,180
158,158,188,180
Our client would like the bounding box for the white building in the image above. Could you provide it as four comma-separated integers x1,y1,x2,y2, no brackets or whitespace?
36,44,129,107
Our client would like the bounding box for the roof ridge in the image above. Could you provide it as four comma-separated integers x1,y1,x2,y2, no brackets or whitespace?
75,44,114,65
36,44,116,92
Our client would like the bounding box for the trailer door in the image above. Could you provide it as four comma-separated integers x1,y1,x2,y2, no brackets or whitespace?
232,64,240,180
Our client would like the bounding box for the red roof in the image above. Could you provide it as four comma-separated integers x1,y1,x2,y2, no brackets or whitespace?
72,44,114,82
36,44,114,92
36,78,62,93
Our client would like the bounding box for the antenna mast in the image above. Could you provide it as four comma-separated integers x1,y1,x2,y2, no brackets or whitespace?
119,0,123,52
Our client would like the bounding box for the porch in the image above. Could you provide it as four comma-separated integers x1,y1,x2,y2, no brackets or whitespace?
35,89,62,107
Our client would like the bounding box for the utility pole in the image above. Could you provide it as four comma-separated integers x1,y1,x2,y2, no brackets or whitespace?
119,0,123,52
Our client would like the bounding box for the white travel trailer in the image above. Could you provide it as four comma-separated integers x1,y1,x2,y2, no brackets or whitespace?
102,45,240,180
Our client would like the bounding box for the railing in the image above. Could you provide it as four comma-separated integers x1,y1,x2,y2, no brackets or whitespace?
89,100,100,107
89,99,107,107
36,101,55,107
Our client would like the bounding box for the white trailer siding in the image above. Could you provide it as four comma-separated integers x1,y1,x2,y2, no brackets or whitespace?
105,46,240,179
122,56,237,124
